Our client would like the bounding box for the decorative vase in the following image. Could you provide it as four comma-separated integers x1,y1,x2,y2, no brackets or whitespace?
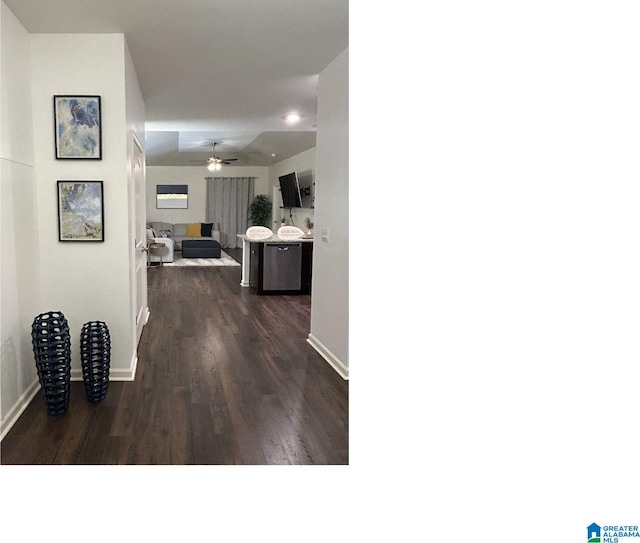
80,321,111,402
31,311,71,416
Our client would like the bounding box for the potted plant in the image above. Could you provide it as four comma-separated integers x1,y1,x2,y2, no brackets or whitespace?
249,194,271,226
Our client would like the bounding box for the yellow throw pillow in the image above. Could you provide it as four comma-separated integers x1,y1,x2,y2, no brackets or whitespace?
187,222,201,237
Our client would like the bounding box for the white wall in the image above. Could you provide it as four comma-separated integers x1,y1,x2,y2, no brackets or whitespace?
30,33,136,379
0,2,41,436
146,165,268,224
308,48,349,378
269,147,316,231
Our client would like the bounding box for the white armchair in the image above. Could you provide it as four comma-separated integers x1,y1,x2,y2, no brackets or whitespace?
146,227,175,263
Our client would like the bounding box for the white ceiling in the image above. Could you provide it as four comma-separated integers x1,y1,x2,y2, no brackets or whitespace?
4,0,349,166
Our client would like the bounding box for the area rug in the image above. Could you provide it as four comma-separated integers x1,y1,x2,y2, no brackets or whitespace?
163,251,240,267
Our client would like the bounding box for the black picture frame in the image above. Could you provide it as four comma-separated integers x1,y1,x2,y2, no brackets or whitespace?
57,181,104,242
54,95,102,159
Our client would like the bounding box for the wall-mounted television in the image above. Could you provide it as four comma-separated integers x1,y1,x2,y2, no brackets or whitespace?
278,172,302,208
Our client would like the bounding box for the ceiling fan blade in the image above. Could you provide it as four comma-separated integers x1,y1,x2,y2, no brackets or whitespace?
225,158,238,161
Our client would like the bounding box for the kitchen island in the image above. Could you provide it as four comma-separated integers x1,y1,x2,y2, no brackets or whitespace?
237,234,313,294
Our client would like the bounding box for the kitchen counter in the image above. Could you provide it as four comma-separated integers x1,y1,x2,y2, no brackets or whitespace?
236,234,314,290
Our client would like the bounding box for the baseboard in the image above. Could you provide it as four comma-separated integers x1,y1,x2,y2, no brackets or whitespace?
128,353,139,380
307,334,349,380
1,377,41,441
70,352,138,382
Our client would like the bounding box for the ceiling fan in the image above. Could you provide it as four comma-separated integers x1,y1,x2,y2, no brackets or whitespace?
194,142,238,171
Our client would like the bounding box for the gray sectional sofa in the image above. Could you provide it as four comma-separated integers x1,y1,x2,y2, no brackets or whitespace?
147,221,220,251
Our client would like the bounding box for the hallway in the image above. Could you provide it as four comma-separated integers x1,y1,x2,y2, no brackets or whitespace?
1,265,348,464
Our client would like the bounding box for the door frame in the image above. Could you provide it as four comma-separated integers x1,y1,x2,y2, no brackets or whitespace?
130,131,149,350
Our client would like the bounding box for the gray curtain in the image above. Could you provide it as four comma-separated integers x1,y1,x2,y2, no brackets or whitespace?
205,177,255,248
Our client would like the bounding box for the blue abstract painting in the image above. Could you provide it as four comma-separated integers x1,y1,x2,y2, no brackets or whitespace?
54,96,102,159
57,181,104,241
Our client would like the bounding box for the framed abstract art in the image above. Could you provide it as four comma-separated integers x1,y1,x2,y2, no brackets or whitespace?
54,95,102,159
57,181,104,242
156,184,189,209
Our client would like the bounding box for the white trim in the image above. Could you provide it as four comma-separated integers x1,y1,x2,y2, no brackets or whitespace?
128,353,139,381
239,237,251,286
132,131,144,154
70,352,139,382
307,334,349,380
1,377,41,441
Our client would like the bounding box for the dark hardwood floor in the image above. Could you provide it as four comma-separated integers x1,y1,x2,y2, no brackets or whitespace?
1,254,348,464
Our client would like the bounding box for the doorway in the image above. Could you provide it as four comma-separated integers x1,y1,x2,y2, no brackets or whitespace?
130,132,148,345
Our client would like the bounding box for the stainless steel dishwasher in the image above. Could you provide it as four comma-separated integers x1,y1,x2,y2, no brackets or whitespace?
263,242,302,291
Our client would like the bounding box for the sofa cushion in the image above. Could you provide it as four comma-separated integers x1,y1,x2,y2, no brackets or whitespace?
201,222,213,237
187,222,201,236
173,223,187,236
148,221,172,233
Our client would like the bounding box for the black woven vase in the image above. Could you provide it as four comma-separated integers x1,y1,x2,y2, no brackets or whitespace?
31,311,71,416
80,321,111,402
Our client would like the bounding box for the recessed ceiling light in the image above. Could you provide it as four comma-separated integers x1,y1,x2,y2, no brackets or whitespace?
271,153,277,157
285,113,301,124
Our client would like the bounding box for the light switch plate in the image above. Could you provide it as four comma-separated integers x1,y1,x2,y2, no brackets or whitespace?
321,227,329,241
